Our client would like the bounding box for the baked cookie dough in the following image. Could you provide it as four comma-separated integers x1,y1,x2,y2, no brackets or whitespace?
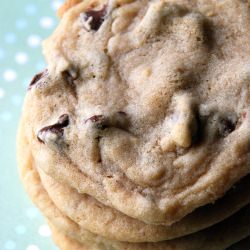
49,206,250,250
17,112,250,250
39,167,250,242
19,0,250,226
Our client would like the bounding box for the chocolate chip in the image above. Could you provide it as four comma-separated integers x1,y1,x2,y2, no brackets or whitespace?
87,115,104,123
28,69,48,90
62,68,78,85
218,117,237,137
85,112,129,131
112,111,129,128
37,114,69,143
82,5,107,31
117,111,127,116
58,114,70,127
85,115,107,130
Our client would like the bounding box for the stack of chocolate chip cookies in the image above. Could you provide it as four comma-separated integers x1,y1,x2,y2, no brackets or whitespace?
17,0,250,249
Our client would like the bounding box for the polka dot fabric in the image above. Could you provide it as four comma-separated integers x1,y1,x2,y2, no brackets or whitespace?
0,0,62,249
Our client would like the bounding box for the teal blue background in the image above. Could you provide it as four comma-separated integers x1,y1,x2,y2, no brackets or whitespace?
0,1,64,249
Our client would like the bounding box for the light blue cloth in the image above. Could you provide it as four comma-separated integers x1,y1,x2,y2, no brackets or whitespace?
0,0,64,249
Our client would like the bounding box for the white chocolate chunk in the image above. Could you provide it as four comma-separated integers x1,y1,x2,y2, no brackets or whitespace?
161,93,197,150
131,1,165,46
171,93,197,147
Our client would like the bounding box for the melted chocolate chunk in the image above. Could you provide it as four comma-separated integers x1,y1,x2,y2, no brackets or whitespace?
58,114,70,126
62,68,78,85
28,69,48,90
87,115,104,123
82,5,107,31
85,112,129,130
85,115,107,130
37,114,69,143
219,117,237,137
117,111,127,116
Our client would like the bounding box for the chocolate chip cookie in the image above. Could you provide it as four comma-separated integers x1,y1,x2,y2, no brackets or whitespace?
17,0,250,249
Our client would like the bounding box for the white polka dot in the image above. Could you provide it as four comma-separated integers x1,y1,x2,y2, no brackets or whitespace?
15,52,28,65
3,69,17,82
40,17,54,29
26,207,39,218
4,33,16,44
0,49,5,59
15,225,26,234
0,88,5,99
52,0,63,10
4,241,16,250
27,35,41,48
25,4,37,15
26,245,39,250
11,95,23,105
16,19,27,29
0,111,12,122
38,224,51,237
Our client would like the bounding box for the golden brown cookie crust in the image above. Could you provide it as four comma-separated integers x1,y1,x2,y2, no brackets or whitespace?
39,167,250,242
58,0,83,18
50,222,88,250
49,205,250,250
